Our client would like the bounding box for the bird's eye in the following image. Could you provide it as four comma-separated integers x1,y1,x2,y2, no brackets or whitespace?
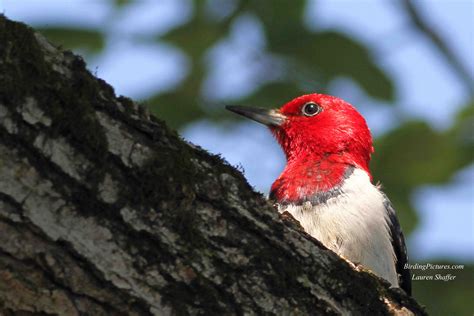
302,102,322,117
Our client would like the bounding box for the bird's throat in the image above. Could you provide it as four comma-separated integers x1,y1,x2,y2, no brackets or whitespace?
270,158,354,204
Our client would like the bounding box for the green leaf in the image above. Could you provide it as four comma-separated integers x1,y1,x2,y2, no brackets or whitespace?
454,101,474,121
242,2,394,101
147,91,205,129
371,117,474,235
114,0,132,7
37,27,104,53
412,262,474,316
372,121,459,187
245,0,306,37
274,31,394,101
162,21,223,57
146,57,209,129
232,82,307,109
449,101,474,168
147,61,207,129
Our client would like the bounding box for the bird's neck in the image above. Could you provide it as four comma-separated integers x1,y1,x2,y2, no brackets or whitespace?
270,153,368,204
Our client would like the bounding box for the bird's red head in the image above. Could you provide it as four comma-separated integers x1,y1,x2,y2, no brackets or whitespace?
272,94,373,171
226,93,374,203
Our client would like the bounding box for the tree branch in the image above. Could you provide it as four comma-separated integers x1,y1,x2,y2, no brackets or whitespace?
0,15,426,315
400,0,473,96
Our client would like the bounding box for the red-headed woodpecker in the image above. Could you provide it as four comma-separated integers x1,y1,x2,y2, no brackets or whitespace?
227,93,411,295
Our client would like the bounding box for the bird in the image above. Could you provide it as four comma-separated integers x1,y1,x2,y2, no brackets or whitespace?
226,93,411,295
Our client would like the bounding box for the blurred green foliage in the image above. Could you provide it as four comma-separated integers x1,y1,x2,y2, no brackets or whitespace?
34,0,473,313
37,27,104,53
153,0,395,127
372,103,474,234
412,261,474,316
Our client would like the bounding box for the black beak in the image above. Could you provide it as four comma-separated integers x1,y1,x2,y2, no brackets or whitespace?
226,105,285,126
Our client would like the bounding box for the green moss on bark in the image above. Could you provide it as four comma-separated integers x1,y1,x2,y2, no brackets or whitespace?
0,16,108,168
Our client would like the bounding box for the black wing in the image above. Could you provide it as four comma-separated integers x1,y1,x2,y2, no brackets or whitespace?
383,196,412,296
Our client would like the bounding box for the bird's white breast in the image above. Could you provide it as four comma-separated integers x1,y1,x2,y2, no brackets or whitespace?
278,168,398,287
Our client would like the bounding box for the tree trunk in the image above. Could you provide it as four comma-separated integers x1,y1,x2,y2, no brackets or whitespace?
0,16,425,315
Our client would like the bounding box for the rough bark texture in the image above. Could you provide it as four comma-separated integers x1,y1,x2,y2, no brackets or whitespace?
0,16,426,316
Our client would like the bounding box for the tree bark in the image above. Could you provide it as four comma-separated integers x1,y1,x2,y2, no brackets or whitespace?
0,16,425,315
